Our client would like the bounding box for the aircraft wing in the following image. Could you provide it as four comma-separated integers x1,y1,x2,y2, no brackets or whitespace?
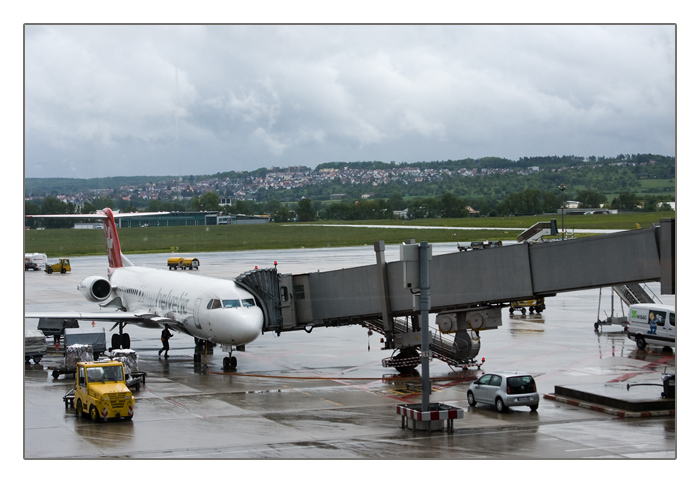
24,311,183,331
26,311,152,320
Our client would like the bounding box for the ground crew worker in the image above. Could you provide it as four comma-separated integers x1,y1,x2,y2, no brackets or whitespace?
159,327,173,358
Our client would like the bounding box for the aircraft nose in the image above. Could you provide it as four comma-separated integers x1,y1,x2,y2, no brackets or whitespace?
238,306,264,341
217,306,264,345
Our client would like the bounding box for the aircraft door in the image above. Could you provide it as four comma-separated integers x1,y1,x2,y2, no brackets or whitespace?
193,298,203,329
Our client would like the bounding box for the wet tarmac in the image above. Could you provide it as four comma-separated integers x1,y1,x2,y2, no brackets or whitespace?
23,242,677,459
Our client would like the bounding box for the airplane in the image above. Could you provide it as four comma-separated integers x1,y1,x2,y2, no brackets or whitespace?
25,208,264,370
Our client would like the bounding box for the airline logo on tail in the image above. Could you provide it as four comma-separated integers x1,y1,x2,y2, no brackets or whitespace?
101,208,123,271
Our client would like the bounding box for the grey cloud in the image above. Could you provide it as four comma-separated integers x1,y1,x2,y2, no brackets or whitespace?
24,24,675,178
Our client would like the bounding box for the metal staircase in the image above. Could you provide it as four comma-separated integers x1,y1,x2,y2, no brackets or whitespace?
517,219,560,243
612,283,655,306
595,283,657,331
363,317,483,371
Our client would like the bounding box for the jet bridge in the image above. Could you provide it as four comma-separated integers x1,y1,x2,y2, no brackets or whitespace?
235,219,675,371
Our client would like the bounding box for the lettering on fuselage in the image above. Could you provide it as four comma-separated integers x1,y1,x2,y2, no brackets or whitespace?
119,284,190,315
155,288,190,314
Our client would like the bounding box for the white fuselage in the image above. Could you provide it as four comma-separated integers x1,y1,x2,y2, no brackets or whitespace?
110,266,264,347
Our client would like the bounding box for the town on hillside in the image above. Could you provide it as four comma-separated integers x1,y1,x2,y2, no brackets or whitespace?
25,155,674,211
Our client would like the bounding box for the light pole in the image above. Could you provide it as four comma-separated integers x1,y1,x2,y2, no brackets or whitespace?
558,184,566,240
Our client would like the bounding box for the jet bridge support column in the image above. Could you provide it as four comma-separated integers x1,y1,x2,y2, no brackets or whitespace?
374,241,394,349
396,241,463,432
400,240,433,412
419,241,432,412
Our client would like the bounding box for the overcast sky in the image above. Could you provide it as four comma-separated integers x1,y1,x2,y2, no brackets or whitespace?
24,24,675,179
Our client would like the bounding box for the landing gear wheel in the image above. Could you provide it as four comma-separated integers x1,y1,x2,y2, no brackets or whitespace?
223,356,238,370
467,391,477,407
636,335,647,350
496,398,508,413
111,332,131,349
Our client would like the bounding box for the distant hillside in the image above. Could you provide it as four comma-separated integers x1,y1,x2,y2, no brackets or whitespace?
25,154,675,211
26,153,674,195
24,176,179,196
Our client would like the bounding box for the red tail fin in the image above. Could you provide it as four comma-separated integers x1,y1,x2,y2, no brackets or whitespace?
101,208,123,270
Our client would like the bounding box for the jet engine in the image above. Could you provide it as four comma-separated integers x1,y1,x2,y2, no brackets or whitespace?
77,276,113,302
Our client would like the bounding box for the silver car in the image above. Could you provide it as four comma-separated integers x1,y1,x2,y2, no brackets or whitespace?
467,372,539,412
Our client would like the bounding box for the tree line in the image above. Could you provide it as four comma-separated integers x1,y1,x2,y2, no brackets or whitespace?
25,186,674,229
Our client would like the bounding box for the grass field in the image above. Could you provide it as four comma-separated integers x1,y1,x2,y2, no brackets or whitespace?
24,211,675,258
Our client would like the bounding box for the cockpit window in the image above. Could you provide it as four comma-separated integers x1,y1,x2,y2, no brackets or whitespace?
208,298,255,309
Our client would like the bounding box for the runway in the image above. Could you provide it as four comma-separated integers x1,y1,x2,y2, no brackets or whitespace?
284,223,624,234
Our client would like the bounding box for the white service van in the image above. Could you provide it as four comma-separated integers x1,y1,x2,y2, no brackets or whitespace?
627,303,675,349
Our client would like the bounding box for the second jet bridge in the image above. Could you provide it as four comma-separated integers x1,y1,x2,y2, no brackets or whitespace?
235,220,675,370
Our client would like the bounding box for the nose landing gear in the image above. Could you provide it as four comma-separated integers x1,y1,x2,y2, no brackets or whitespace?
223,354,237,370
221,344,240,371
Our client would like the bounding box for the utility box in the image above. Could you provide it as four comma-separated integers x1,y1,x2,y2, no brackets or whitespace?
400,243,431,289
662,374,675,399
400,243,420,289
395,331,421,349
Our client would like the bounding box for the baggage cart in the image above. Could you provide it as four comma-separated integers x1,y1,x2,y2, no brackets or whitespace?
24,330,47,364
50,344,94,379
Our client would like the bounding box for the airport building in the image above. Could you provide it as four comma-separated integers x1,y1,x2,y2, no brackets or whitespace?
116,211,218,227
76,212,270,228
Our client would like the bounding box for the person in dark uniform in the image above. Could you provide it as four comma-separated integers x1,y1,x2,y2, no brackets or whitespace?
159,327,173,358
